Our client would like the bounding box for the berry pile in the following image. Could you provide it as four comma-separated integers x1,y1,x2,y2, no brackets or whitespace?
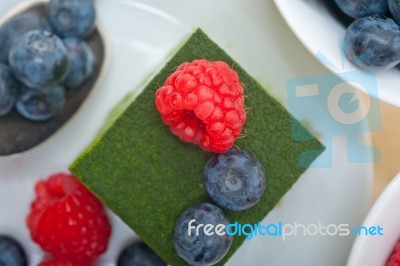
0,170,167,265
335,0,400,71
27,173,111,264
157,59,266,265
0,0,96,121
155,59,246,153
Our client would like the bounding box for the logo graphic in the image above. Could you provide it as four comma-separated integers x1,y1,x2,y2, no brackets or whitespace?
286,47,381,167
187,219,384,241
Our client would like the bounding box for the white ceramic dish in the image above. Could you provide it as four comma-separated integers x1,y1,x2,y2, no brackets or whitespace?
0,0,373,265
274,0,400,108
347,172,400,266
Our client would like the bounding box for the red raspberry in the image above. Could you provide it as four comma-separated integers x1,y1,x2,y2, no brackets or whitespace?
27,173,111,262
39,257,94,266
387,239,400,266
155,59,246,153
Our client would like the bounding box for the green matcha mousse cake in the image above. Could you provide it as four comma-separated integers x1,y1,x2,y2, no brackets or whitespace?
70,29,324,265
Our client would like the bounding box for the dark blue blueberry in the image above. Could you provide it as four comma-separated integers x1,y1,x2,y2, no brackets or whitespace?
174,203,232,266
203,149,266,211
0,235,27,266
117,242,166,266
335,0,388,18
389,0,400,24
62,38,95,88
0,64,19,116
0,14,45,63
16,85,65,121
9,30,70,89
47,0,96,38
344,16,400,71
41,19,55,34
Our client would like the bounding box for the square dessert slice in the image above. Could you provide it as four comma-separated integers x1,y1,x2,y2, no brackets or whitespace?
70,29,324,265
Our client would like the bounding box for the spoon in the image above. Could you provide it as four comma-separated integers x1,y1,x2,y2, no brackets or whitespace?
0,0,109,156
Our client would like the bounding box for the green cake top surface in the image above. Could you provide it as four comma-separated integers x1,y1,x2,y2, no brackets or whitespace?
70,29,324,265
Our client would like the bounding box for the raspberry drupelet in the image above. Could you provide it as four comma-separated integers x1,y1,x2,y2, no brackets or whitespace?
155,59,246,153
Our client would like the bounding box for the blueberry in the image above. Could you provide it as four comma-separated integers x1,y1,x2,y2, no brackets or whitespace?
0,14,45,63
344,16,400,71
41,19,55,34
203,149,266,211
16,85,65,121
62,38,95,88
0,235,27,266
0,64,19,116
174,203,232,266
47,0,96,38
117,242,166,266
389,0,400,24
9,30,70,89
335,0,388,18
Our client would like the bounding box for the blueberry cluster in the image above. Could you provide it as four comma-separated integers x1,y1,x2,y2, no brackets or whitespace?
174,149,266,266
0,0,96,121
335,0,400,71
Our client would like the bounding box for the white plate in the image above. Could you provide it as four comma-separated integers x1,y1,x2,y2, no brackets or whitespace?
347,172,400,266
0,0,373,265
273,0,400,108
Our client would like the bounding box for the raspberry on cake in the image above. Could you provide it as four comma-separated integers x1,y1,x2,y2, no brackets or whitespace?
155,59,246,153
27,173,111,263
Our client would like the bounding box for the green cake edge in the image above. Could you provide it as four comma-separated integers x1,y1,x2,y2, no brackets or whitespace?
70,28,325,265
